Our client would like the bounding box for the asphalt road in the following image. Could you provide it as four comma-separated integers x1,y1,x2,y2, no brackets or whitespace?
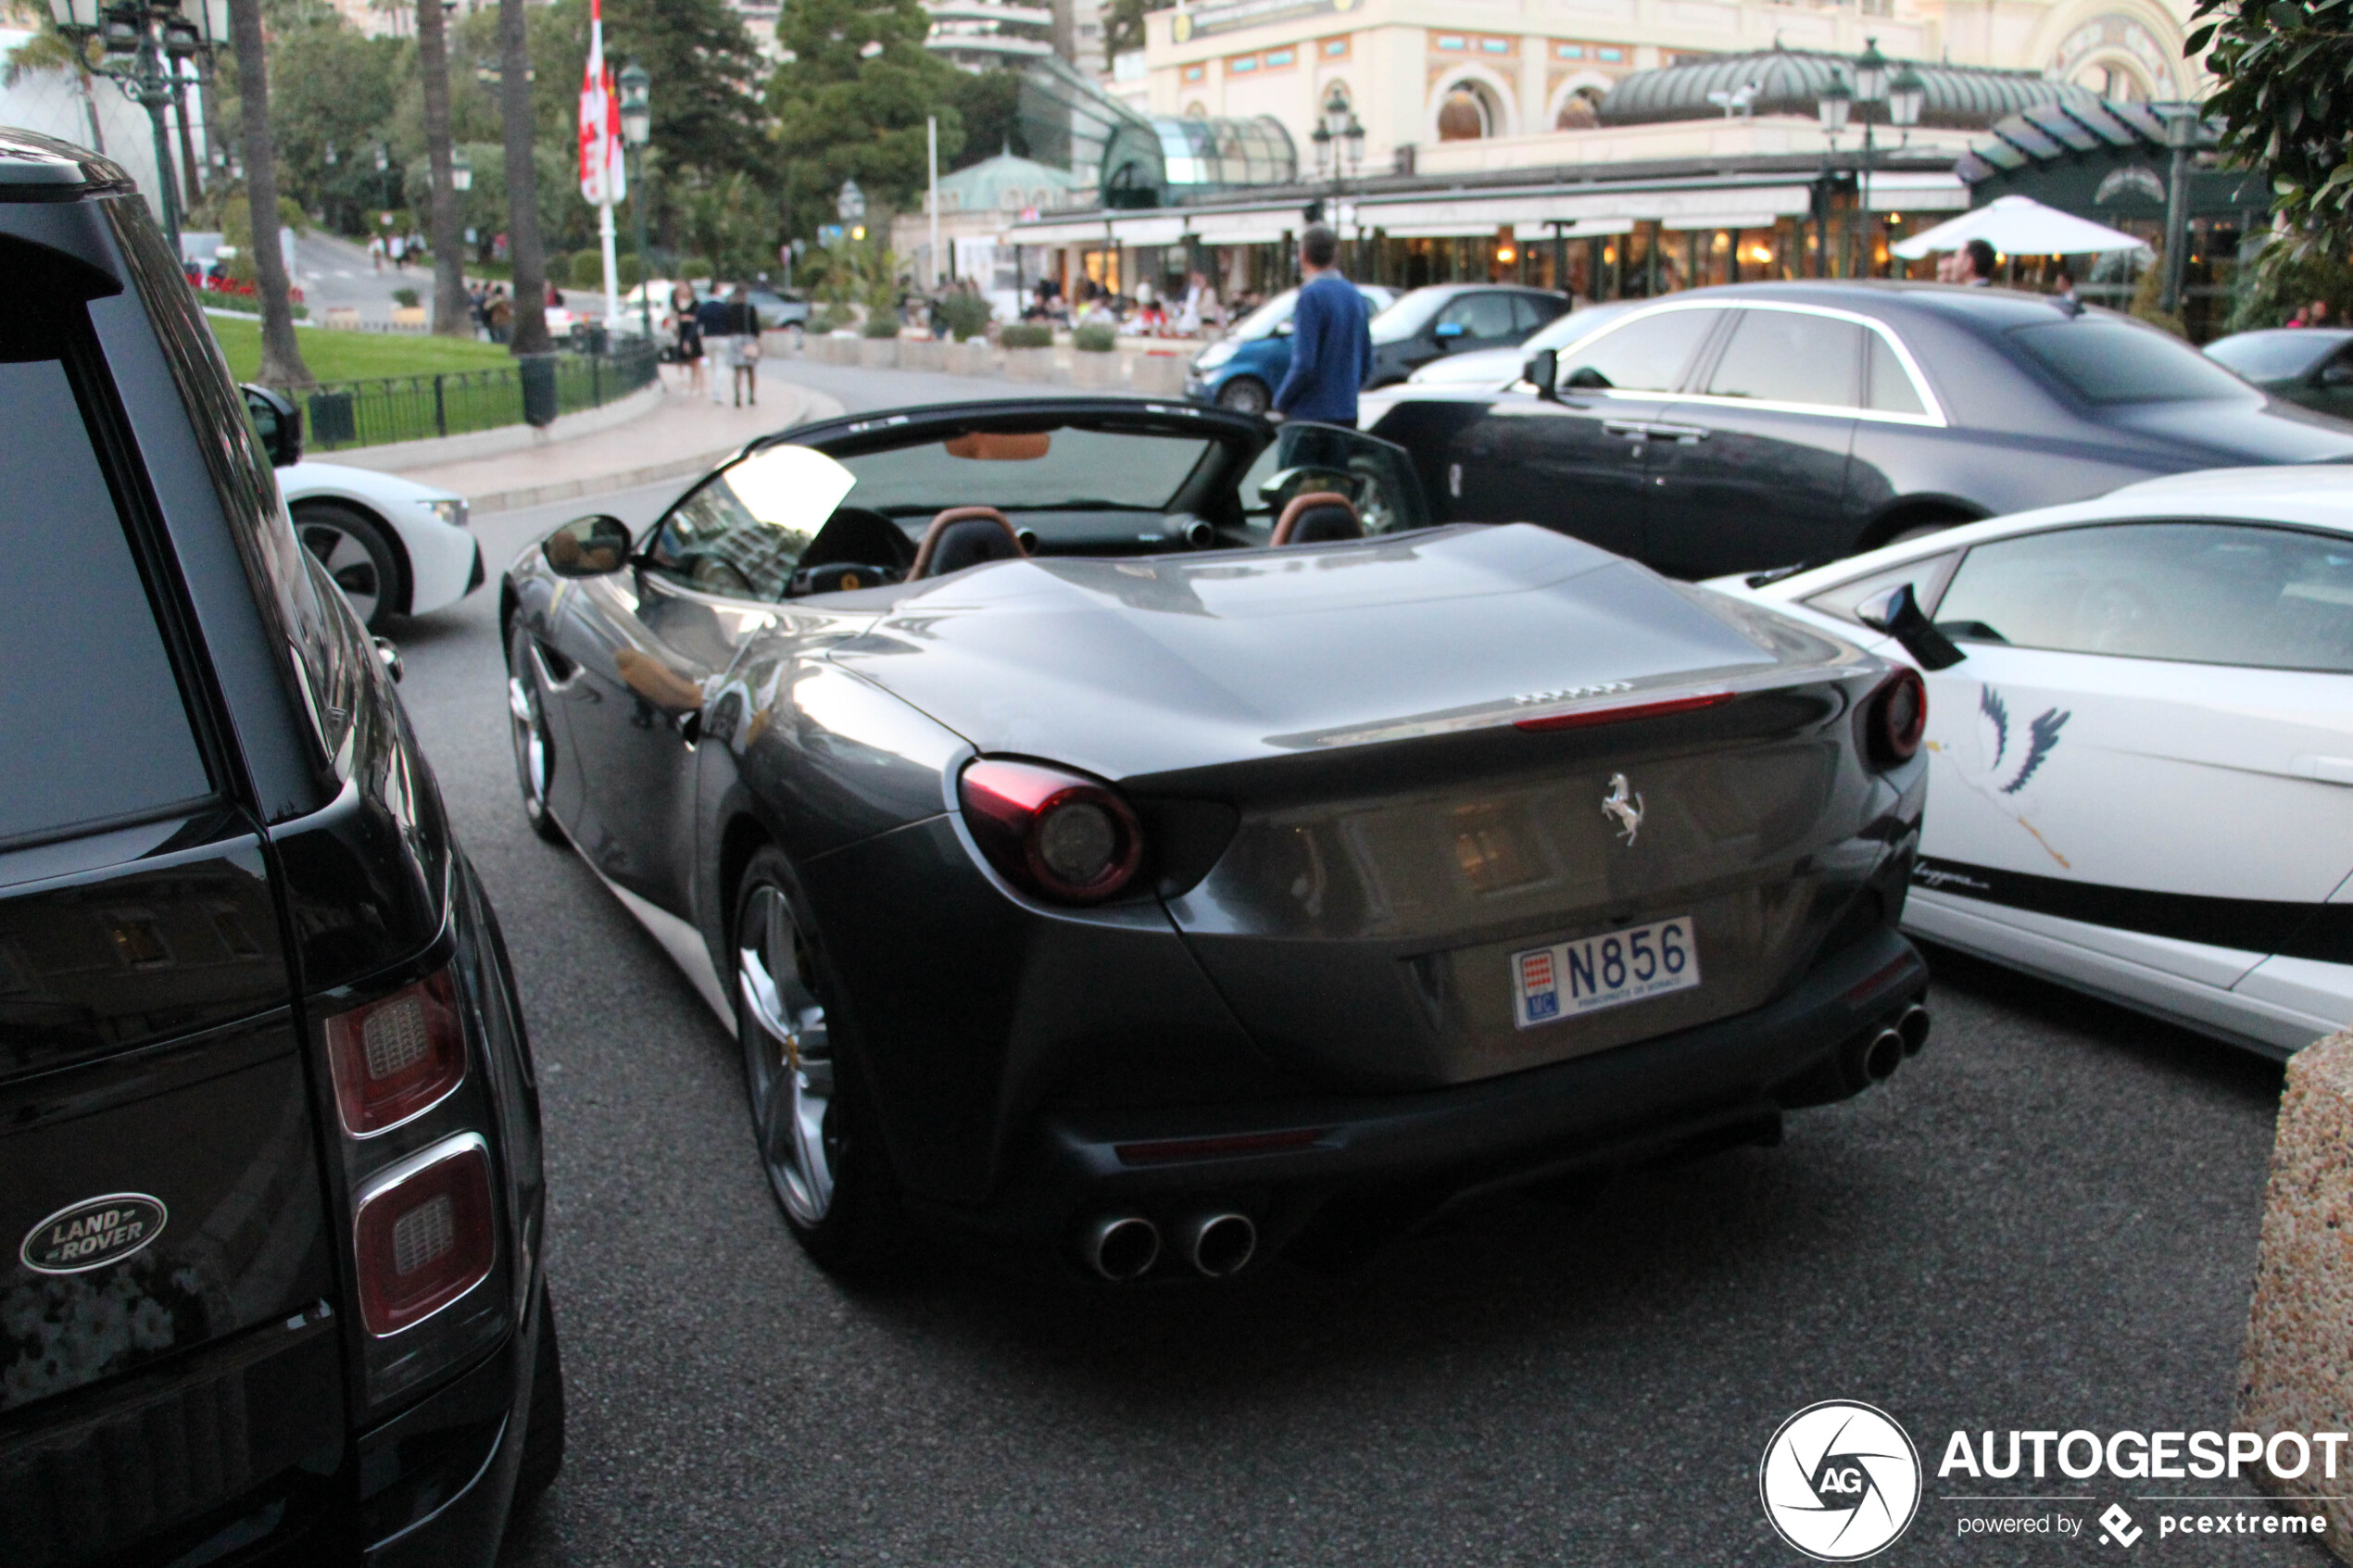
378,363,2322,1567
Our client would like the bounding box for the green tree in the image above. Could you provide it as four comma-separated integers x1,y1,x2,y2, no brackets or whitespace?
770,0,966,234
947,68,1026,163
258,5,405,229
227,0,313,387
2186,0,2353,259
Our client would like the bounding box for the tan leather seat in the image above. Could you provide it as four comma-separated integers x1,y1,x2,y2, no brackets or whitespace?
911,506,1026,579
1271,491,1362,546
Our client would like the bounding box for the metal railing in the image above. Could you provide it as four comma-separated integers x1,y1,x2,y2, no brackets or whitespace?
303,336,661,451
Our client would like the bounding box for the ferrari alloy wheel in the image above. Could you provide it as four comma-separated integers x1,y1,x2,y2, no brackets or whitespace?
737,879,836,1225
295,502,399,631
732,848,907,1273
506,626,565,845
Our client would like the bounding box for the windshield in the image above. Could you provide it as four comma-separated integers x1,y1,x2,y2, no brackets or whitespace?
1229,290,1301,341
834,426,1219,515
2009,319,2256,405
2205,331,2347,383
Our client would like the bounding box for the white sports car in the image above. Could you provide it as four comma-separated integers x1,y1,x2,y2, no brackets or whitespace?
1713,466,2353,1057
243,384,485,630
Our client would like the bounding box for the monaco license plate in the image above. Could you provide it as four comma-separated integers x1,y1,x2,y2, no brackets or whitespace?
1510,916,1700,1029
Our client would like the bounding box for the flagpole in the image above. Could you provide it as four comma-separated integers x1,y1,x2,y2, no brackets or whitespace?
583,0,624,337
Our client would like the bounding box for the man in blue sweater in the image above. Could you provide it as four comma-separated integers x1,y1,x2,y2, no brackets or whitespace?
1273,223,1374,425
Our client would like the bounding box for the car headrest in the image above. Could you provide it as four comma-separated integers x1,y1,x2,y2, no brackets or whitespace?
911,506,1026,579
1271,491,1362,546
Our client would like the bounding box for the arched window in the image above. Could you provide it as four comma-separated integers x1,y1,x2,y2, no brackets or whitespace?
1185,100,1208,119
1000,186,1024,211
1437,85,1491,141
1554,86,1602,130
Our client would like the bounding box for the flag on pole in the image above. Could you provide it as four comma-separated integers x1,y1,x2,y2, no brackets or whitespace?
578,0,625,207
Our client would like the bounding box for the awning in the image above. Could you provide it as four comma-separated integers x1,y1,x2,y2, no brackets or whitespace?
1865,171,1972,213
1110,214,1190,245
1655,212,1781,232
1008,217,1118,246
1357,183,1818,234
1188,210,1298,245
1512,217,1635,240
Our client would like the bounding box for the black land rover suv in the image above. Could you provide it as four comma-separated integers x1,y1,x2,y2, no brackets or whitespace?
0,131,559,1563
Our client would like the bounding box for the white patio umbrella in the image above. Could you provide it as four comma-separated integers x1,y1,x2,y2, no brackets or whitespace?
1891,194,2151,260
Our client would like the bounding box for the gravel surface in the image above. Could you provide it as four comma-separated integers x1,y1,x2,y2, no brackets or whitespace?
380,366,2323,1567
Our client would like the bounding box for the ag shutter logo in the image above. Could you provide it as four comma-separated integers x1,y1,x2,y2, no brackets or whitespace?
1760,1401,1923,1562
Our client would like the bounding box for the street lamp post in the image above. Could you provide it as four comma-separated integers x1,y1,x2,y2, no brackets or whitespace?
618,62,652,341
1851,37,1888,269
45,0,220,261
2158,103,2197,317
1309,83,1365,273
1816,70,1850,279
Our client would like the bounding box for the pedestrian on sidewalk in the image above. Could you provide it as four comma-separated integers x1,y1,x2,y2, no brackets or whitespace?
671,283,706,398
724,285,761,408
697,292,733,405
485,285,512,345
369,233,385,272
1272,223,1374,427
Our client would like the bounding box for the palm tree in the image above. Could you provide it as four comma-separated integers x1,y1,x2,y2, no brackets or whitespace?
224,0,312,388
497,0,550,355
414,0,468,335
4,31,106,155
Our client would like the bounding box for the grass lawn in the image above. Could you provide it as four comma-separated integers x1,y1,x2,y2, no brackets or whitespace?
207,313,511,384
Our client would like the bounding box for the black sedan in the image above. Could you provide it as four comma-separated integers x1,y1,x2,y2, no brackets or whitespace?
2204,327,2353,421
501,396,1931,1282
1367,282,1573,387
1370,281,2353,579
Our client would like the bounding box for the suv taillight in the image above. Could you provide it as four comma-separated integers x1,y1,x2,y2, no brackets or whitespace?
959,758,1145,904
1863,667,1928,768
353,1135,497,1336
325,969,466,1136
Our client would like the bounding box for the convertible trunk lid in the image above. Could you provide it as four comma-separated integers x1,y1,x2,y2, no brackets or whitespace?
824,524,1842,780
827,525,1899,1090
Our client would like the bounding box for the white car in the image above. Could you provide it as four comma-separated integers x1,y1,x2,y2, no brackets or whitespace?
245,383,484,629
1357,300,1638,429
1712,466,2353,1057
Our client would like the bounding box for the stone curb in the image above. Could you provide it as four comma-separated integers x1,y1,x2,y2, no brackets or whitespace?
2235,1026,2353,1562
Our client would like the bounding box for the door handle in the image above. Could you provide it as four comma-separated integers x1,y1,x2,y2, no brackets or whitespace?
1602,420,1650,439
1642,421,1711,442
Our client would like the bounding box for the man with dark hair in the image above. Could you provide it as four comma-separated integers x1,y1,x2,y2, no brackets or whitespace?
1274,222,1374,424
1963,237,1998,286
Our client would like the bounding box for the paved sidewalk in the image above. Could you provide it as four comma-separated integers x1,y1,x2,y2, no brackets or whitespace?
407,372,846,515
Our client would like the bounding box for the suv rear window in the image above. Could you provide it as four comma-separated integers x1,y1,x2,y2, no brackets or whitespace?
0,355,208,845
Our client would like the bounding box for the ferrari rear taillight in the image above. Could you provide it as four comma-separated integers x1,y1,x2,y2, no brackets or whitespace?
1513,689,1734,733
324,968,466,1135
960,759,1145,904
1863,667,1928,768
353,1135,496,1336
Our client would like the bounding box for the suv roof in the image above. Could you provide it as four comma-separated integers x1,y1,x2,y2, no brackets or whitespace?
0,125,132,196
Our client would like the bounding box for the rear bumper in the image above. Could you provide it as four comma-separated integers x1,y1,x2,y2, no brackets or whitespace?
965,926,1928,1266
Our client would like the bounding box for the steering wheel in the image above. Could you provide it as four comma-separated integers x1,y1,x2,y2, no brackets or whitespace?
788,562,897,597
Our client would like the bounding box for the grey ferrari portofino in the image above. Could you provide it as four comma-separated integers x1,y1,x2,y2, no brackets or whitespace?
500,398,1931,1280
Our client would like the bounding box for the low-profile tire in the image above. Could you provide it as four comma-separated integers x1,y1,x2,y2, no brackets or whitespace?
506,625,566,845
513,1281,566,1501
294,501,402,631
1216,376,1271,416
732,846,910,1277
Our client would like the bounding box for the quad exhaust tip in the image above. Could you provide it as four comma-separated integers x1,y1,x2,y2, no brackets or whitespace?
1896,1002,1931,1057
1082,1214,1161,1282
1861,1027,1905,1085
1176,1212,1258,1279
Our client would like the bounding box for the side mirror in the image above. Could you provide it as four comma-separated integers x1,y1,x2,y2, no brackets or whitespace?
1270,318,1294,337
543,514,634,578
2320,360,2353,388
1856,583,1966,671
1524,348,1558,400
242,383,302,468
1562,364,1613,391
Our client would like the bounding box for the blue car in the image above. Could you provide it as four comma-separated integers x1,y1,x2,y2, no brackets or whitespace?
1185,283,1399,414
